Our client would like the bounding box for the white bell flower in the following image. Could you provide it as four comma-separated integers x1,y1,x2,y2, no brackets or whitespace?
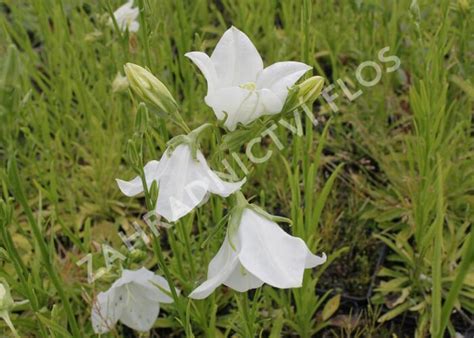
91,268,174,333
109,0,139,33
189,207,326,299
116,143,245,222
185,26,311,131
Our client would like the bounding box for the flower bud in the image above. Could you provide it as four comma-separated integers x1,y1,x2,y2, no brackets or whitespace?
297,76,325,105
124,63,178,115
135,102,149,133
282,76,325,113
126,139,141,169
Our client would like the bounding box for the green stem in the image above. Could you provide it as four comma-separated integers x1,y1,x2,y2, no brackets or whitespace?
138,166,190,335
178,220,196,279
237,291,258,337
152,237,189,334
137,0,152,69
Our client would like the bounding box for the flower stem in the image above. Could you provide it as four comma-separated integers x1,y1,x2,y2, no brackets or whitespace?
151,236,191,335
139,168,191,335
137,0,152,69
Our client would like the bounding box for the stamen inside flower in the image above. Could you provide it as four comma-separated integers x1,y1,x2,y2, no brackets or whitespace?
239,82,257,91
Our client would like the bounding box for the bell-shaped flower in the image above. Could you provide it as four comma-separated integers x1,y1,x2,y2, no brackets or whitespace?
109,0,139,33
185,26,311,131
116,143,245,222
189,205,326,299
92,268,174,333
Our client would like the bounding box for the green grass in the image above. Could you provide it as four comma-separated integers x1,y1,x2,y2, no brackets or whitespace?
0,0,473,337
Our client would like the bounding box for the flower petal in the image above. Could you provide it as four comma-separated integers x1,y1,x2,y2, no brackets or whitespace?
155,146,210,221
190,235,239,299
148,275,175,304
195,152,245,197
154,145,242,222
223,263,264,292
205,87,260,131
185,52,218,93
119,290,160,332
256,61,311,102
116,160,160,197
259,88,284,115
91,288,125,334
238,208,314,288
211,26,263,87
116,268,175,304
305,251,327,268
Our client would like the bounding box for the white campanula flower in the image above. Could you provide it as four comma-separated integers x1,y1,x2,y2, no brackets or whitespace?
116,144,245,222
185,26,311,131
189,206,326,299
92,268,174,333
109,0,139,33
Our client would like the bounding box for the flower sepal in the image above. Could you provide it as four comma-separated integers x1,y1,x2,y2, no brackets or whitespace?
248,204,292,225
166,123,213,160
227,192,249,242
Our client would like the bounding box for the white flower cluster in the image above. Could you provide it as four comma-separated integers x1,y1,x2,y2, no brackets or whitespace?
93,17,327,333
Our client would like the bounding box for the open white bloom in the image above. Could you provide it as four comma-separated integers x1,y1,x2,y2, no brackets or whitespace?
185,26,311,131
92,268,173,333
117,144,245,222
189,207,326,299
109,0,139,33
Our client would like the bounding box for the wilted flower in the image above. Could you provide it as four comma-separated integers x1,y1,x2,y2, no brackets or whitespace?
124,63,178,115
92,268,174,333
117,143,245,222
189,200,326,299
186,26,311,131
109,0,139,33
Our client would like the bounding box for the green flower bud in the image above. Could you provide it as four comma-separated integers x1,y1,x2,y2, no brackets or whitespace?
135,102,149,133
124,63,178,115
282,76,325,113
297,76,325,106
126,139,141,169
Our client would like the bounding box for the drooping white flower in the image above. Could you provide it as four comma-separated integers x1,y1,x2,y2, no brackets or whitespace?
109,0,139,33
185,26,311,131
92,268,174,333
189,207,326,299
116,144,245,222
